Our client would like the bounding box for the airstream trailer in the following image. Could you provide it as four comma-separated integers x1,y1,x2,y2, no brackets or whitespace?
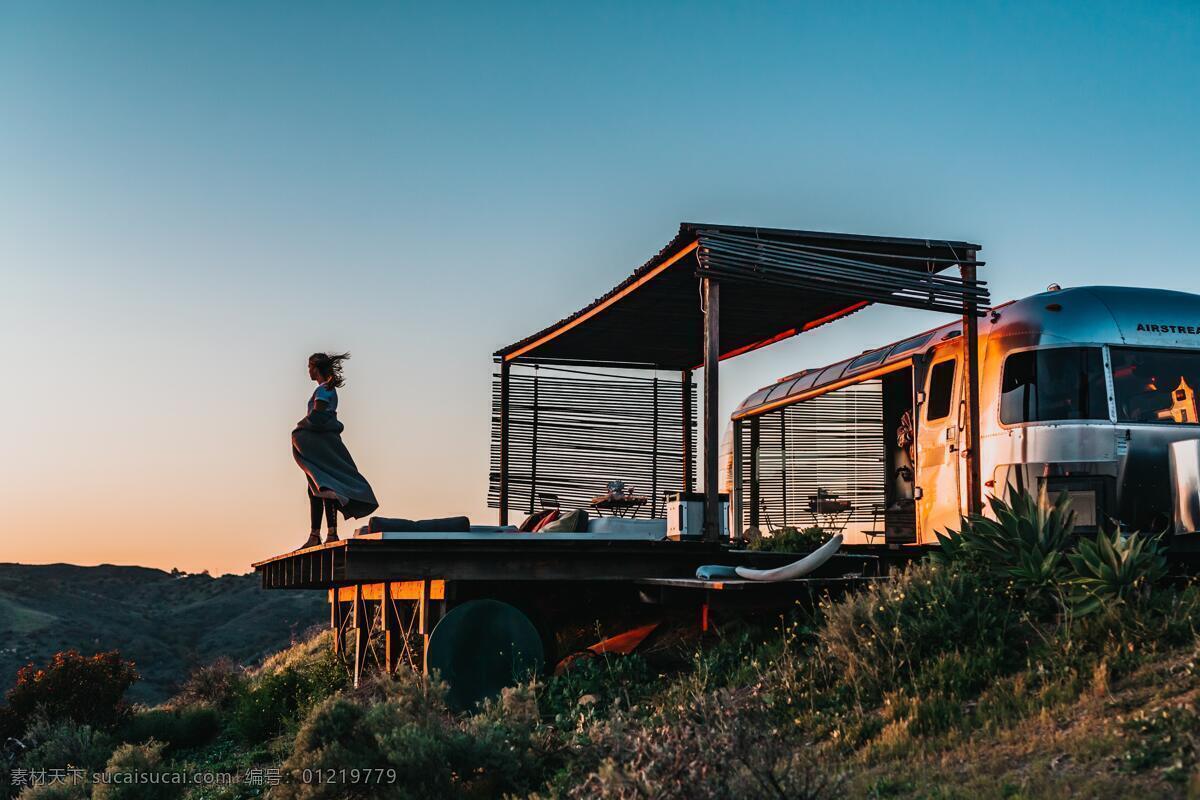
728,285,1200,545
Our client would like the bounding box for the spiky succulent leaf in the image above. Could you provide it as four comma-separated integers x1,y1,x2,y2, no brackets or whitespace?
1067,526,1168,615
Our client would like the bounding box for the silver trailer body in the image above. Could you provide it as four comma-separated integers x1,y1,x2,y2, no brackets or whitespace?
732,286,1200,542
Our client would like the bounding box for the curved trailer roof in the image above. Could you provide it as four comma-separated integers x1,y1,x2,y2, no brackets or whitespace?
731,285,1200,420
732,320,961,419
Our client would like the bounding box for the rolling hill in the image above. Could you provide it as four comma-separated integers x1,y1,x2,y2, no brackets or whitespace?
0,563,326,704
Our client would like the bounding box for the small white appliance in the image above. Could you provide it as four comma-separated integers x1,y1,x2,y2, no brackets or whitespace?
666,492,729,541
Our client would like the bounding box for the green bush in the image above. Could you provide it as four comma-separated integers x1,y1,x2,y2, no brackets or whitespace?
932,489,1074,610
1118,701,1199,782
1,651,139,739
17,781,89,800
933,488,1173,621
1067,526,1169,615
92,741,183,800
273,672,555,800
18,715,116,774
815,561,1022,700
171,658,243,710
229,647,346,745
120,706,220,753
750,526,828,552
568,690,839,799
540,653,655,720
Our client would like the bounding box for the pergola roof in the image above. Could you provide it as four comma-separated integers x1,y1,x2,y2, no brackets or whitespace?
495,223,987,371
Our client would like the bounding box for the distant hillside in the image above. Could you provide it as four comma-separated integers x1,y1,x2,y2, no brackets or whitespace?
0,563,326,703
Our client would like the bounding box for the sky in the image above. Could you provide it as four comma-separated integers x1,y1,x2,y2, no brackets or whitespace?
1,1,1196,574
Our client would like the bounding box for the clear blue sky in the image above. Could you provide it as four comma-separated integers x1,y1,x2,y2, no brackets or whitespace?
2,1,1196,573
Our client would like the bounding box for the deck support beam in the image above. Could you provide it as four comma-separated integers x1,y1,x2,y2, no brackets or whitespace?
702,277,721,543
960,253,983,516
331,593,345,655
352,584,368,688
418,579,432,674
382,581,400,674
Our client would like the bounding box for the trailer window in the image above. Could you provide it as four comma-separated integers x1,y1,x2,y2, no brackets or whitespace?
1112,347,1200,424
1000,347,1107,424
926,360,956,421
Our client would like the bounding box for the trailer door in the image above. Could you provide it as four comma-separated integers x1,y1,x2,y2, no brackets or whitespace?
916,352,961,541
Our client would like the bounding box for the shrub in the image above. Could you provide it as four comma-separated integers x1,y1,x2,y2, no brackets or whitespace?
1,651,139,738
934,488,1173,620
272,696,386,800
568,690,839,799
18,715,115,774
273,671,555,800
229,645,346,745
17,781,90,800
1118,702,1199,782
540,653,655,720
1067,527,1169,615
120,706,220,753
92,741,183,800
932,489,1074,610
751,526,828,552
815,561,1022,700
171,658,243,709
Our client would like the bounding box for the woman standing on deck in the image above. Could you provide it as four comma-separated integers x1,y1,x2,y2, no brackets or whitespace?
293,352,378,549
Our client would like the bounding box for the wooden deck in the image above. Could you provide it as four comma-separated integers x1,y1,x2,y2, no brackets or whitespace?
251,535,897,688
252,536,887,590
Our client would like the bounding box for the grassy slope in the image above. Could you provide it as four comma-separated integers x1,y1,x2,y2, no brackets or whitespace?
8,557,1197,797
845,648,1199,798
0,563,326,703
35,609,1192,800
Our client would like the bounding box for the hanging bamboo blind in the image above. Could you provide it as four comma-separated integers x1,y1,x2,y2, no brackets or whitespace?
739,381,885,531
489,365,696,519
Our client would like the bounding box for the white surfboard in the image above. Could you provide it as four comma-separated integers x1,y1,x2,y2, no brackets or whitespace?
733,533,844,581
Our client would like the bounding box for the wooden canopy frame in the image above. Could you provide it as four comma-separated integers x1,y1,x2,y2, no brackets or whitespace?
493,223,989,539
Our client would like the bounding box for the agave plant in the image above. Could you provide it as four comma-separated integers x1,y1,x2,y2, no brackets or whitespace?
932,488,1076,600
1066,527,1169,616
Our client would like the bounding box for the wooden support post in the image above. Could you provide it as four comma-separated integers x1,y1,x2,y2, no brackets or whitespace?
960,254,983,516
749,416,761,528
499,360,511,525
682,368,694,493
382,581,400,674
330,591,344,655
352,584,367,689
731,419,742,535
702,277,721,543
418,579,432,675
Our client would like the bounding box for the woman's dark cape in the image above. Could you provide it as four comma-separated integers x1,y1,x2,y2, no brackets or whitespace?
292,410,379,519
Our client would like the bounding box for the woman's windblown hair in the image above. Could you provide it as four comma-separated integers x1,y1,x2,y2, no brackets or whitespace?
309,352,351,388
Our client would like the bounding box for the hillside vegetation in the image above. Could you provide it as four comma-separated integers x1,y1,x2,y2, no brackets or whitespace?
4,493,1200,798
0,564,326,703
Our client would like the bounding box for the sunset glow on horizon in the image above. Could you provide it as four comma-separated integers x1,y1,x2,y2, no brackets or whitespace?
3,1,1196,574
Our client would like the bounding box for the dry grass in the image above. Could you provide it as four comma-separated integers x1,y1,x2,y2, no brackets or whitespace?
842,648,1200,799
